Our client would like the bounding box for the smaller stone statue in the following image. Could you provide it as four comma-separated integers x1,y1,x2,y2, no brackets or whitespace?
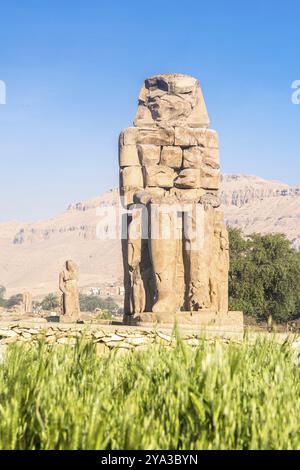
22,291,32,314
59,260,80,322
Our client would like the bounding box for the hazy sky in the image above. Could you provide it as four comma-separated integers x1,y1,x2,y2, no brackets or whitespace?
0,0,300,221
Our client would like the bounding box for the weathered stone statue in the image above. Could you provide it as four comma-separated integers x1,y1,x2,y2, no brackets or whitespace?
119,74,230,322
59,260,80,322
22,291,32,314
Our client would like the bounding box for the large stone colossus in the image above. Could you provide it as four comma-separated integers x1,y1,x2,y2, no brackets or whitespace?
119,74,231,323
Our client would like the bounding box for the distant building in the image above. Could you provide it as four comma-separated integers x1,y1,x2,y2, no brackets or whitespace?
89,287,101,296
86,285,124,297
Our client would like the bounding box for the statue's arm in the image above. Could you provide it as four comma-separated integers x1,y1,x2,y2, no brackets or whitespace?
59,272,66,293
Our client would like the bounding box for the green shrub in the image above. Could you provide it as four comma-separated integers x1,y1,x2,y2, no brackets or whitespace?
0,285,6,299
3,294,23,309
96,309,113,320
229,228,300,322
39,293,60,311
79,294,118,313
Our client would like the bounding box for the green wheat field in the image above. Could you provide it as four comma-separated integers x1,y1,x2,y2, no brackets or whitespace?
0,335,300,450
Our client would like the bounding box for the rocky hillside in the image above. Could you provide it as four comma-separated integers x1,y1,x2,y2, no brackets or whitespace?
0,174,299,296
220,175,300,249
0,189,123,297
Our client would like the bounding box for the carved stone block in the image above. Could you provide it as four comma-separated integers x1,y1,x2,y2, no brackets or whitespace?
122,127,175,146
203,148,220,169
136,127,175,146
174,127,219,148
137,144,161,166
183,147,203,169
160,146,182,168
119,144,140,167
175,169,201,189
201,166,220,190
144,165,175,188
120,166,144,188
169,187,204,202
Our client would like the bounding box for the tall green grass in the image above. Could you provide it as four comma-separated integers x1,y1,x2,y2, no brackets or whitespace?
0,336,300,450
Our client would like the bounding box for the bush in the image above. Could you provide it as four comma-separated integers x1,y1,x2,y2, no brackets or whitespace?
0,285,6,299
4,294,23,309
229,228,300,322
39,293,60,311
79,294,118,313
95,309,113,320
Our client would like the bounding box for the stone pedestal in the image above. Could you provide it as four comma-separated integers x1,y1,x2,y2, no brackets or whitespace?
124,310,244,340
59,315,79,324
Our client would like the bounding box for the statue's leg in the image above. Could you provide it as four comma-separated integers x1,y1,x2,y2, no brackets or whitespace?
211,221,230,314
184,204,211,311
127,209,146,314
141,240,156,312
150,205,177,313
121,212,131,315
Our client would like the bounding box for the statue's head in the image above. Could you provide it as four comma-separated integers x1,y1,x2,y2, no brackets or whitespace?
134,73,210,128
65,259,78,276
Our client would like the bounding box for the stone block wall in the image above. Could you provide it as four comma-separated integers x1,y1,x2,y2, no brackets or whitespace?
0,322,242,353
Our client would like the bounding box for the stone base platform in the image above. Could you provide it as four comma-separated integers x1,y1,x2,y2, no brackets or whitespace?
123,311,244,340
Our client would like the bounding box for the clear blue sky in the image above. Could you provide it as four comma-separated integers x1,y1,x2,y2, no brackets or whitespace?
0,0,299,221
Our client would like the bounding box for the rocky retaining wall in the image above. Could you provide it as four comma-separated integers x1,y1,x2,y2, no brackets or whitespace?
0,322,242,353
